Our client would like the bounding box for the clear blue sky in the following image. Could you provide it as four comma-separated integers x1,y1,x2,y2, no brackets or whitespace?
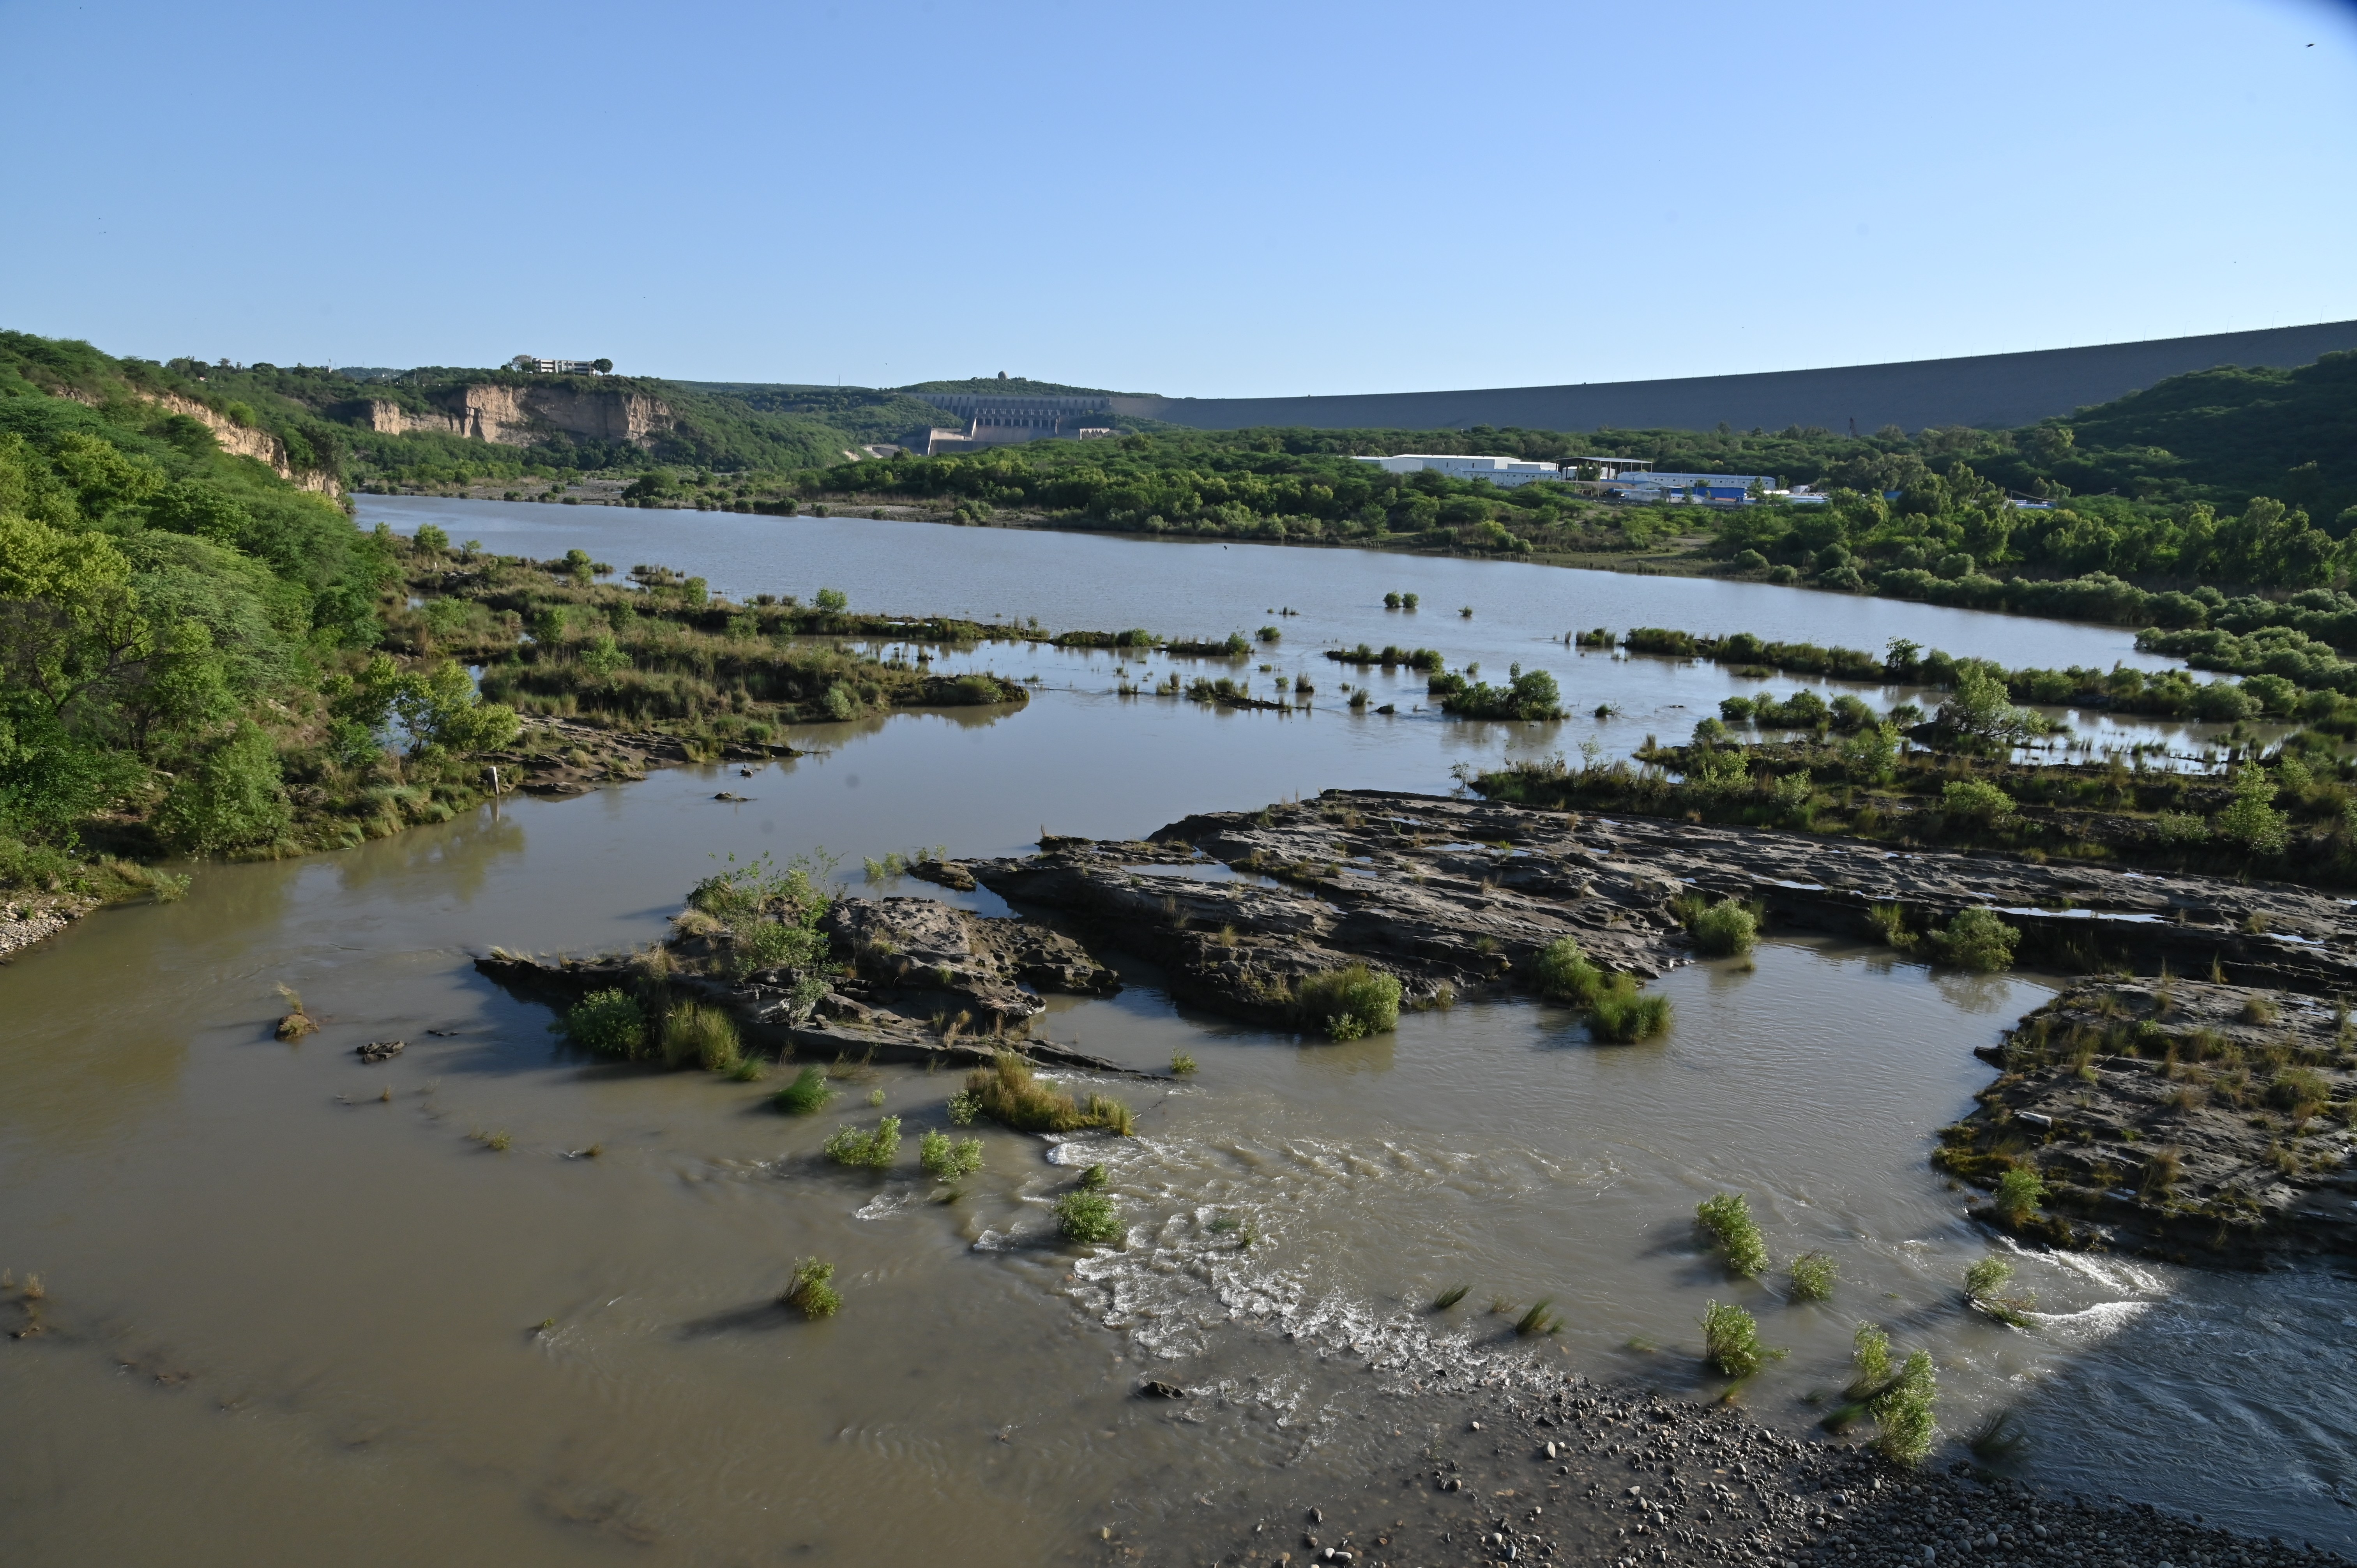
2,0,2351,396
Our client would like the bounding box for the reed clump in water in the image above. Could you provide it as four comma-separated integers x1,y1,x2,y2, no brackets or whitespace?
962,1052,1134,1134
1696,1192,1770,1278
1293,964,1401,1040
781,1257,841,1319
774,1065,836,1115
1431,1283,1470,1311
919,1129,983,1181
1515,1298,1563,1336
660,999,742,1072
823,1116,901,1169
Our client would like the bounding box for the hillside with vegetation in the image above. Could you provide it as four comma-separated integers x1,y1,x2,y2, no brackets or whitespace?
0,331,505,898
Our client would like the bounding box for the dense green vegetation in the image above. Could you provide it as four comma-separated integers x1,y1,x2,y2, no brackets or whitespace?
0,332,524,892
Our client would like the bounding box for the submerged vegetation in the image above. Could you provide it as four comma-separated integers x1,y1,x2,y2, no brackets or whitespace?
961,1052,1134,1135
1055,1188,1123,1244
1701,1300,1774,1377
1530,936,1673,1042
1696,1192,1771,1279
781,1257,841,1319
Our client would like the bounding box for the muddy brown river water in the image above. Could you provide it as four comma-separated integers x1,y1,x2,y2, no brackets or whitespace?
2,510,2351,1565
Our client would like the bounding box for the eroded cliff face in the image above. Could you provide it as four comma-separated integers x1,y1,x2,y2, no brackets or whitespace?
150,393,342,495
352,385,671,449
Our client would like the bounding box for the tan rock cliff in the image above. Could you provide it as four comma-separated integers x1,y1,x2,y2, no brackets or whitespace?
150,393,342,495
355,384,671,449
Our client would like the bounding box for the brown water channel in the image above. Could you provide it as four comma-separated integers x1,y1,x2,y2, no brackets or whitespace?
5,521,2352,1566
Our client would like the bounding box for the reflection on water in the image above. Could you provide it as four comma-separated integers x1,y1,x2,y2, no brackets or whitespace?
2,538,2350,1563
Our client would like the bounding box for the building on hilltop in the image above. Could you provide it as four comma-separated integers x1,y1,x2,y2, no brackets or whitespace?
913,392,1115,454
509,355,611,375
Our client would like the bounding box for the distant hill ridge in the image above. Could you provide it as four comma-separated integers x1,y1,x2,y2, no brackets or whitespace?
1105,321,2357,435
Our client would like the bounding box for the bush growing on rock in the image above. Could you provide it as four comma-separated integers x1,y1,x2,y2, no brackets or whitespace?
564,989,645,1058
1677,895,1759,956
1295,963,1401,1040
1929,908,2018,971
1940,779,2016,826
1992,1166,2045,1221
1532,937,1605,1005
1696,1192,1770,1278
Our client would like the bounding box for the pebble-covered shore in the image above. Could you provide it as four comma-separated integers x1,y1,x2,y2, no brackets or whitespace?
1172,1370,2343,1568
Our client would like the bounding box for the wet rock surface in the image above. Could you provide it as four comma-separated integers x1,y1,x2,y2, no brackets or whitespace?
1180,1374,2343,1568
475,894,1139,1075
965,789,2357,1032
1939,980,2357,1266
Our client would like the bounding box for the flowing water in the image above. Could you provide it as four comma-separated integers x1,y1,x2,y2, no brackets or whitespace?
2,506,2348,1566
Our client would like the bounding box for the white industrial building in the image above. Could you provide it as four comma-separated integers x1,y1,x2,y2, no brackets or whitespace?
1604,470,1776,504
1352,452,1655,488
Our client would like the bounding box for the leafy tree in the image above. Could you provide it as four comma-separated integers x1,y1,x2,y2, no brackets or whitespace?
152,720,291,854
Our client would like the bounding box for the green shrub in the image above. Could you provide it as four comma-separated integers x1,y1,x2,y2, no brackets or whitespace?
774,1064,836,1114
919,1128,983,1181
1965,1255,2037,1327
1687,898,1759,956
1869,1349,1937,1464
1531,936,1605,1005
1170,1051,1198,1075
152,721,292,854
1587,976,1672,1042
1055,1189,1122,1243
1848,1321,1892,1397
1702,1300,1772,1376
1992,1166,2045,1220
1788,1250,1837,1301
1940,779,2016,825
823,1115,901,1168
1294,963,1401,1040
781,1257,841,1319
2214,766,2289,855
564,989,645,1059
1077,1162,1108,1190
963,1053,1132,1134
1930,908,2018,972
1696,1192,1770,1278
662,999,741,1071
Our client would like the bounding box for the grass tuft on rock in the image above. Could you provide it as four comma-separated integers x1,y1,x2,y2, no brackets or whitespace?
1929,907,2019,972
822,1115,901,1169
1677,895,1760,957
1055,1189,1122,1244
774,1065,836,1115
1993,1165,2046,1222
781,1257,841,1319
1531,936,1605,1005
1696,1192,1770,1278
1295,963,1401,1040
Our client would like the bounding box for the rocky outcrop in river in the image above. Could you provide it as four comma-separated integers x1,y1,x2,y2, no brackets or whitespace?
1939,979,2357,1267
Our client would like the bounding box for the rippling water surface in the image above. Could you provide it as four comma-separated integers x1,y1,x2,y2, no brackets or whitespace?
1,505,2347,1566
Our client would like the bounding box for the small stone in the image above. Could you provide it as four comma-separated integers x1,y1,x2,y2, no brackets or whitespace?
1138,1379,1187,1400
1471,1421,1484,1432
1309,1509,1323,1524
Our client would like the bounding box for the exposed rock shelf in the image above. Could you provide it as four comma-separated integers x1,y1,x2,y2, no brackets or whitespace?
475,892,1137,1075
1940,979,2357,1267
